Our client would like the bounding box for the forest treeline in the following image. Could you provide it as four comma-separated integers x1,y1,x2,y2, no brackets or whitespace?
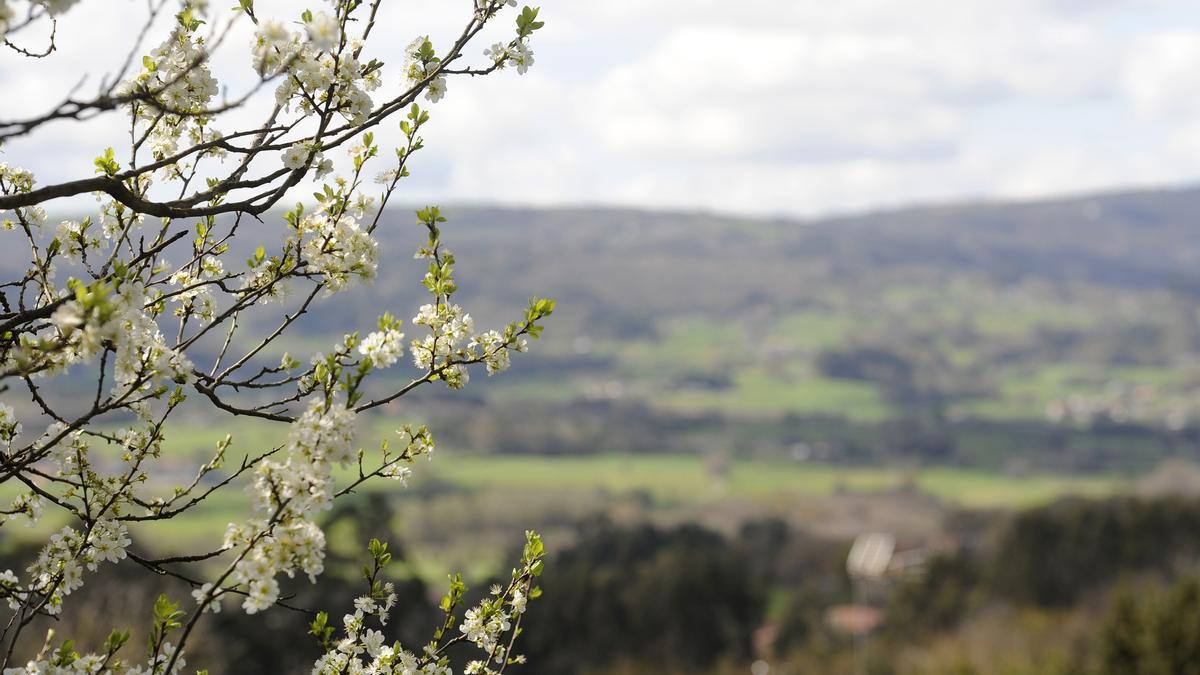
7,493,1200,674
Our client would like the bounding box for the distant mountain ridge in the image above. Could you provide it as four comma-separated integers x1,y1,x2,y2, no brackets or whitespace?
15,181,1200,294
381,183,1200,321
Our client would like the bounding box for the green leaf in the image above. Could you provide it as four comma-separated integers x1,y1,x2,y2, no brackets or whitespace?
52,640,78,667
93,147,120,176
309,611,334,649
104,629,131,654
152,594,184,632
516,6,544,37
416,37,436,62
175,7,205,31
235,0,257,23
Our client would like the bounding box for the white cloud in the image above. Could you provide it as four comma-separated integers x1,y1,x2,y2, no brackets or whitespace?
4,0,1200,217
1123,31,1200,118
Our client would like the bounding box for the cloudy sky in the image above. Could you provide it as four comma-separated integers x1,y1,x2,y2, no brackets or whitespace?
4,0,1200,217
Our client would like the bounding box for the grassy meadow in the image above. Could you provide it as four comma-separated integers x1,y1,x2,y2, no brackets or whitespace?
1,414,1126,583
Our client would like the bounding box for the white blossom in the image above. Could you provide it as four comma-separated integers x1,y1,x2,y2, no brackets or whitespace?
484,42,508,64
282,142,314,170
252,19,298,75
358,328,404,367
511,41,535,74
305,11,340,52
298,208,378,292
192,582,222,614
0,402,20,449
425,76,447,103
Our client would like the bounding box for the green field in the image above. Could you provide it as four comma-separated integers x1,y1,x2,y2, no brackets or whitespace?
417,453,1119,508
658,370,894,421
109,419,1125,515
2,430,1123,556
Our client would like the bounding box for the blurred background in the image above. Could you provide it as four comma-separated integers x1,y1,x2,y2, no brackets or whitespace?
9,1,1200,673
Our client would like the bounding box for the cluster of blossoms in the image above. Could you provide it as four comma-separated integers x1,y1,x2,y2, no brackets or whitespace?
271,18,381,125
5,640,188,675
309,533,544,675
406,206,549,391
53,218,102,263
0,417,161,622
309,581,431,675
45,283,123,365
46,281,193,412
0,0,551,670
121,8,221,162
0,163,43,231
483,41,534,74
0,184,196,384
358,313,405,368
106,285,194,409
481,2,540,75
241,250,294,303
295,201,379,293
8,277,192,404
378,424,435,484
458,582,531,674
412,302,475,385
0,403,20,453
303,10,341,53
409,295,539,386
404,37,447,103
220,395,444,616
250,18,299,75
22,520,131,616
225,515,328,613
94,197,144,239
282,140,334,177
471,329,527,375
166,254,225,322
222,398,357,613
460,605,511,654
3,492,42,527
6,655,173,675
